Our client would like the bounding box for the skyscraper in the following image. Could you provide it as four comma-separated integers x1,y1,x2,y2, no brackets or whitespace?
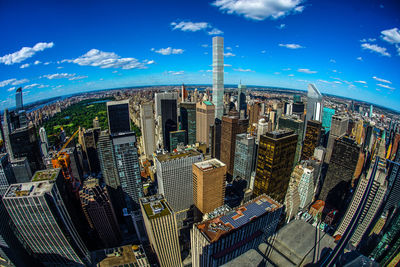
79,178,121,248
193,159,226,214
278,115,305,165
140,195,182,267
301,120,322,160
107,100,131,134
191,194,283,267
15,87,23,111
155,92,178,151
306,84,323,123
233,133,256,187
140,102,156,158
212,36,224,119
253,130,298,203
3,179,91,266
325,114,349,163
220,112,249,178
237,82,247,118
179,102,196,145
196,101,215,147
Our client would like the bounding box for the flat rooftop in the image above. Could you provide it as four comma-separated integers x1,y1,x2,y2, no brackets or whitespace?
156,150,201,163
31,168,61,182
197,195,282,243
4,181,53,198
194,159,225,171
141,195,172,220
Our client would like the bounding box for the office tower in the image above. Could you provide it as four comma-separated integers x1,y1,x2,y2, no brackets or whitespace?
140,102,156,158
81,127,101,174
301,120,322,160
257,118,268,143
3,179,91,266
212,36,224,119
248,102,262,125
319,137,361,211
179,102,196,145
325,114,349,163
322,107,335,132
107,100,131,134
210,118,222,159
196,101,215,147
140,195,182,267
10,157,32,183
169,130,186,151
237,82,247,118
92,116,100,128
155,150,203,226
191,194,283,267
15,87,23,111
298,165,314,209
284,166,302,222
305,84,323,122
220,113,249,178
335,140,387,247
155,92,178,151
2,109,13,161
278,115,305,165
253,130,298,203
233,133,256,187
193,159,226,214
9,124,42,172
369,105,373,118
79,178,121,248
112,132,143,213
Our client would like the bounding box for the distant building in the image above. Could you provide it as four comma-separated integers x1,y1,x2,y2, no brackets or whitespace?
301,120,322,161
278,115,304,165
306,84,323,123
107,100,131,134
140,195,182,267
325,114,349,163
179,102,196,145
212,36,224,120
196,101,215,147
155,92,178,151
191,194,282,267
253,130,298,203
140,102,156,158
233,133,256,188
193,159,226,214
169,130,186,152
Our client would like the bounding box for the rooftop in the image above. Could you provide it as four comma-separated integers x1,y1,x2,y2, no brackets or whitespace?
156,150,201,163
31,168,61,182
141,194,172,220
196,195,282,243
4,181,53,198
194,159,225,171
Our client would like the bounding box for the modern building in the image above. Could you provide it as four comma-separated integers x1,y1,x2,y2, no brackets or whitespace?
193,159,226,214
325,114,349,163
155,150,203,227
79,178,121,248
15,87,23,111
301,120,322,160
191,194,283,267
140,102,156,158
140,195,182,267
233,133,256,187
169,130,186,151
154,92,178,151
212,36,224,120
237,82,247,118
196,101,215,147
305,84,323,123
107,100,131,134
179,102,196,145
3,179,91,266
278,115,305,165
210,118,222,160
253,130,298,203
220,113,249,178
322,107,335,132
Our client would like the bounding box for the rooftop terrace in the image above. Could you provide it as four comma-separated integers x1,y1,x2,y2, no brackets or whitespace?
197,195,282,243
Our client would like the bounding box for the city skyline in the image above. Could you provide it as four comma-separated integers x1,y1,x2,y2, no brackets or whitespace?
1,0,399,111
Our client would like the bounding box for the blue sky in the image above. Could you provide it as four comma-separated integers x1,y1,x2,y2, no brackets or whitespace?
1,0,400,111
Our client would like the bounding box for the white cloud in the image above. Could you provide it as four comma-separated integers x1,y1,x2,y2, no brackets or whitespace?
64,49,152,69
171,21,209,32
208,28,224,35
224,52,236,57
381,28,400,44
20,63,30,69
0,42,54,65
361,43,390,57
277,24,286,29
153,47,184,55
34,60,41,65
279,43,304,49
234,68,254,72
212,0,305,20
69,75,88,81
297,68,317,74
355,80,367,84
167,70,185,75
42,73,76,79
357,57,363,61
372,76,391,84
377,83,395,90
12,78,29,85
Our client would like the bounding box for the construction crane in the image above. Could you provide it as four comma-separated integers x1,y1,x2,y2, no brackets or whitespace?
52,129,80,193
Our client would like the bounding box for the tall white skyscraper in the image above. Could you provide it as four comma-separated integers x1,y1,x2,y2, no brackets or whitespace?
306,84,323,123
140,102,156,158
212,36,224,119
